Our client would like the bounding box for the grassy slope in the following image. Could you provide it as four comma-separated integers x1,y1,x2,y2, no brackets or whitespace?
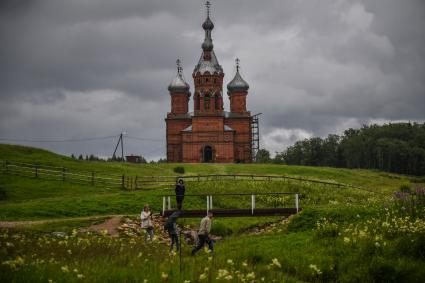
1,144,424,282
0,144,411,220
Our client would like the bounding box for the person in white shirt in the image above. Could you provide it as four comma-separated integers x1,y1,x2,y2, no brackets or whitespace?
140,204,154,242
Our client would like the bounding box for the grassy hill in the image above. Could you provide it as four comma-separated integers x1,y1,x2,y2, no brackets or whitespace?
0,144,412,220
1,144,424,282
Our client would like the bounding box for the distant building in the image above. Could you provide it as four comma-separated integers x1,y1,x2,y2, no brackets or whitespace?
126,155,143,163
165,3,252,163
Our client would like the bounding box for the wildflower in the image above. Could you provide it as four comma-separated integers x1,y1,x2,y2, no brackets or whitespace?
242,260,248,267
61,265,69,273
137,252,143,258
227,259,234,265
77,274,84,279
271,258,281,268
67,250,72,255
246,272,255,280
309,264,322,275
375,242,380,247
2,256,25,270
183,280,190,283
199,273,208,280
343,237,350,244
208,256,213,261
73,268,78,273
216,269,230,279
161,272,168,280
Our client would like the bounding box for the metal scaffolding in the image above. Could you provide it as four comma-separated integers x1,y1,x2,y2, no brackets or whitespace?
251,113,262,162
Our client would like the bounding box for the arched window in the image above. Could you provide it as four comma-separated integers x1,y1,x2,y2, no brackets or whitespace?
204,93,210,110
195,93,200,111
215,93,220,110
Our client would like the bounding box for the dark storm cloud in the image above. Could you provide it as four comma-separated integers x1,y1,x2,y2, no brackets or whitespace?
0,0,424,158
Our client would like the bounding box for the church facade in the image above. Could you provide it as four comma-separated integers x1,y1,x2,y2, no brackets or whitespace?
165,3,252,163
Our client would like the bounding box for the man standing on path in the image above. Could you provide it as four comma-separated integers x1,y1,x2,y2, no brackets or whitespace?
191,212,214,255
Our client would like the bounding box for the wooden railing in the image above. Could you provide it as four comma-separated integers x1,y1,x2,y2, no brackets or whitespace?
1,160,124,188
1,159,378,193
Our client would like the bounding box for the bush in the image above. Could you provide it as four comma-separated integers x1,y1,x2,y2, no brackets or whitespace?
211,221,233,236
173,166,185,174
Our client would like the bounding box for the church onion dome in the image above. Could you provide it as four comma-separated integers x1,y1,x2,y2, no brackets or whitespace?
202,37,213,52
202,16,214,30
227,58,249,93
168,59,190,94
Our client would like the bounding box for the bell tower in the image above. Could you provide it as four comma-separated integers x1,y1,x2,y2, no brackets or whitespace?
192,1,224,115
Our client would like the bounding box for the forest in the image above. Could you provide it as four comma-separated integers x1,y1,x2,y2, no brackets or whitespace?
261,123,425,176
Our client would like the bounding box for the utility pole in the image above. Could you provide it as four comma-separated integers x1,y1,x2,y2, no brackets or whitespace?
112,132,126,162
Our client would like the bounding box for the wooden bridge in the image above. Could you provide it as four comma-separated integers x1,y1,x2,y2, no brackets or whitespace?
160,192,302,218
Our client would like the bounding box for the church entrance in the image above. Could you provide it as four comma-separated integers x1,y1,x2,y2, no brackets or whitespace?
203,146,213,163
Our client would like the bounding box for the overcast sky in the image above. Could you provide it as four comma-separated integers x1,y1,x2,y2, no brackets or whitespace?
1,0,424,160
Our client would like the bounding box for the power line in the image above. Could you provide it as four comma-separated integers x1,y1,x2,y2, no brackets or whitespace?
126,136,164,142
0,135,119,143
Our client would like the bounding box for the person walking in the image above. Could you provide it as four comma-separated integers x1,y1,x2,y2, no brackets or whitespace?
140,204,154,242
191,212,214,255
165,210,181,252
175,178,185,210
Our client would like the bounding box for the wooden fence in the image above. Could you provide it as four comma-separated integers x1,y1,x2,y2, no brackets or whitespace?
1,159,376,193
1,160,124,189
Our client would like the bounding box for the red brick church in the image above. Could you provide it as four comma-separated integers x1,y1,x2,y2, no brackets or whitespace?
165,2,252,163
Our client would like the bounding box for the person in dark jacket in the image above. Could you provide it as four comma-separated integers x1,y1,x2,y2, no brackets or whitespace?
175,179,185,210
165,210,181,252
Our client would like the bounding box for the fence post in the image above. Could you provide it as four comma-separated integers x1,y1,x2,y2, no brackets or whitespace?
121,175,125,190
134,176,138,190
251,194,256,215
35,164,38,178
295,194,299,213
62,167,66,182
162,197,166,216
167,196,171,210
206,196,209,214
91,172,95,186
209,196,213,210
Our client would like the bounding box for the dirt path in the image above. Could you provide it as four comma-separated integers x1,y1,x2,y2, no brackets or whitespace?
79,216,123,236
0,214,133,229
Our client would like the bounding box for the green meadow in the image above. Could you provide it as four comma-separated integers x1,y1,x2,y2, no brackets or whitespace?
0,144,424,282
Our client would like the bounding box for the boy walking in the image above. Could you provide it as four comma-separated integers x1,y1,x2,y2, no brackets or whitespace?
191,212,214,255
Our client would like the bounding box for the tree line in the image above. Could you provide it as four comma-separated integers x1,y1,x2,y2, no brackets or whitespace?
70,154,167,164
256,122,425,176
